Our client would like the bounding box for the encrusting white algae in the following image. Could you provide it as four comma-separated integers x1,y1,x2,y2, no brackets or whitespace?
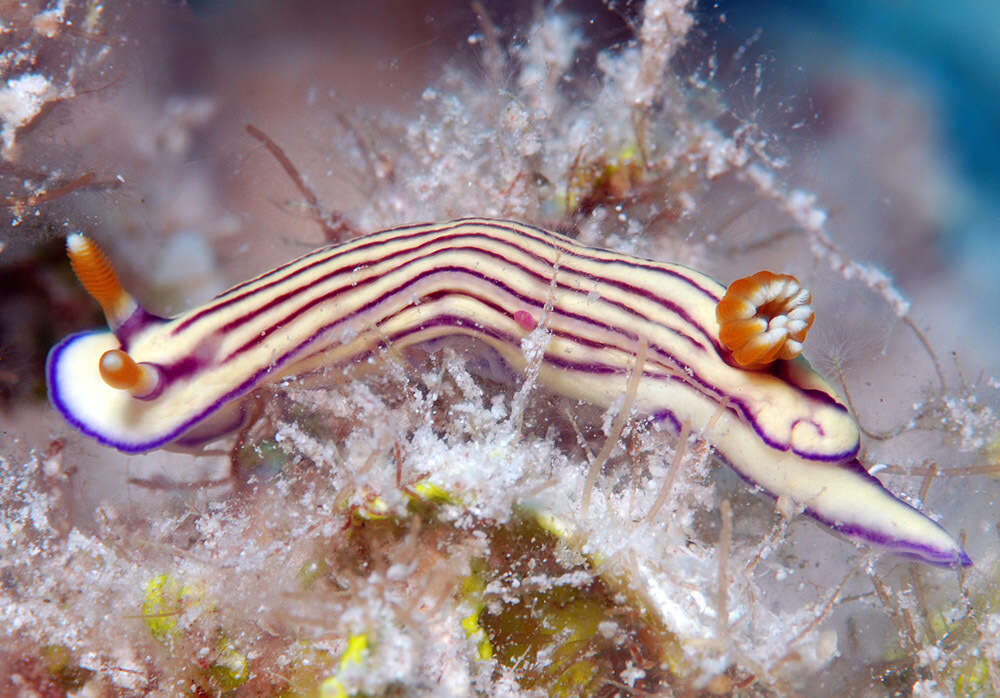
1,1,999,695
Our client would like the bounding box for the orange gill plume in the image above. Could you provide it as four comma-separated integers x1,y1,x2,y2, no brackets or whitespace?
716,271,815,369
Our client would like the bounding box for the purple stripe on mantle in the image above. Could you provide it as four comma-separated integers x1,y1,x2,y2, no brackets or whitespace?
208,258,851,462
217,258,709,363
212,272,852,463
173,224,720,351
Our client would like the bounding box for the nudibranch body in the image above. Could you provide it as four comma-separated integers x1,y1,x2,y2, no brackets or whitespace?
46,218,969,567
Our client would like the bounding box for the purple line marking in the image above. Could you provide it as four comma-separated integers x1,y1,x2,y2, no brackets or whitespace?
171,405,247,448
465,218,723,302
211,244,339,299
650,409,683,433
52,220,851,461
173,220,471,333
50,305,839,468
113,307,167,350
710,449,970,568
47,331,109,445
47,331,968,567
217,271,850,461
173,222,718,354
205,260,852,461
218,258,706,362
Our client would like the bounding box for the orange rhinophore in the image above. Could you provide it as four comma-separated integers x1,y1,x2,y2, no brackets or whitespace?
716,270,815,369
66,233,137,330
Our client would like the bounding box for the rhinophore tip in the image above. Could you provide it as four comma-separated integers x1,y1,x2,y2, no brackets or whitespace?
66,233,137,330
